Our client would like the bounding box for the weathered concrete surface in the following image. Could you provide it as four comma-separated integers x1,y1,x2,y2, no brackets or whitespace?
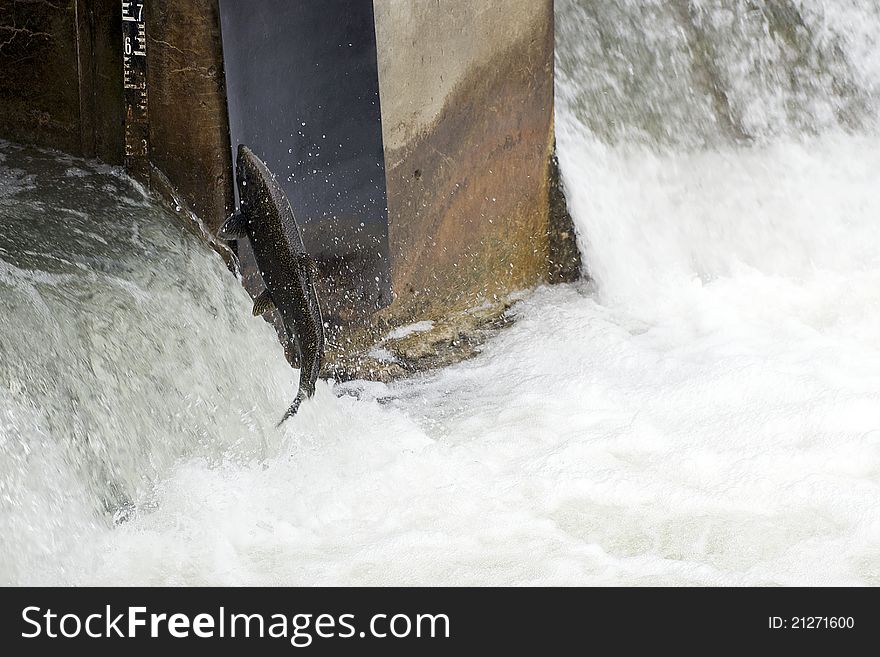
375,1,551,157
147,0,233,232
373,0,563,326
0,0,122,161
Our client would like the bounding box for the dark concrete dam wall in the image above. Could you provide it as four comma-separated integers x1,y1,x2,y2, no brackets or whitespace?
0,0,123,161
0,0,579,370
146,0,234,232
0,0,233,230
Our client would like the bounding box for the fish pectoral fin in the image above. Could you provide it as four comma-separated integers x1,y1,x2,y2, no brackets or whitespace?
252,290,275,316
218,211,247,240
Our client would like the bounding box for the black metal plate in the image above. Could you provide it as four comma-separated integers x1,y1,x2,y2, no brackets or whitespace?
218,0,391,314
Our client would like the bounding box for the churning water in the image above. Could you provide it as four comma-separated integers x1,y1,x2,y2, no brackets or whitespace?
2,0,880,585
0,145,297,584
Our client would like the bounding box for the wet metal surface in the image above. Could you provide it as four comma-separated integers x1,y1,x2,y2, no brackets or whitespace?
219,0,392,323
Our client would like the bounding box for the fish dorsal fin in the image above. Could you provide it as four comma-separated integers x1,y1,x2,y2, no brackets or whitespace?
252,289,275,316
218,212,248,240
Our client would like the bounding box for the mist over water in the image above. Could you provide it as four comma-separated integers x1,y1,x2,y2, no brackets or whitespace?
2,1,880,585
556,0,880,312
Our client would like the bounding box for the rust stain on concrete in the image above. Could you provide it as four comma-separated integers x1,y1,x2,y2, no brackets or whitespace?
381,8,556,324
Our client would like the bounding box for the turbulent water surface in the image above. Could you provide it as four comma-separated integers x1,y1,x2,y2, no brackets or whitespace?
2,0,880,585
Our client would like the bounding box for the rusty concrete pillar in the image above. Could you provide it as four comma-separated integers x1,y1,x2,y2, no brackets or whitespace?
373,0,562,325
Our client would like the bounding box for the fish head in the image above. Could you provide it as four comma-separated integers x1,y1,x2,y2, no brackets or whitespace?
234,144,304,251
236,145,275,220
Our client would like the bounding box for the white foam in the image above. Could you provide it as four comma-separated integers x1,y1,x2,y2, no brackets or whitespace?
79,269,880,585
386,320,435,341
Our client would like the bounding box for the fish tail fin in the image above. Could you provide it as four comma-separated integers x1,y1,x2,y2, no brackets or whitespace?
276,388,309,427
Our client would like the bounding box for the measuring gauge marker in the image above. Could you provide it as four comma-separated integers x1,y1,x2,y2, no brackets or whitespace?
122,1,149,182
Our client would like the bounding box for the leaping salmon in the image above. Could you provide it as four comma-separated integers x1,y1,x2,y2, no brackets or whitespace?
219,145,325,425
